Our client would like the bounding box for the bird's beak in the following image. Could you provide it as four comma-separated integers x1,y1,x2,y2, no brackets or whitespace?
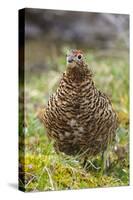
67,56,74,63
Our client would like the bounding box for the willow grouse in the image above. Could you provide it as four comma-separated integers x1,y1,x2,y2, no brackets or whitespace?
38,49,118,166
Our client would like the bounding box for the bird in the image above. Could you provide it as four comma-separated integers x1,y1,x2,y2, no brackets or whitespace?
38,49,118,170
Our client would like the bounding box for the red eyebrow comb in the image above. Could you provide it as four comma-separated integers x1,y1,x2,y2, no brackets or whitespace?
71,49,83,55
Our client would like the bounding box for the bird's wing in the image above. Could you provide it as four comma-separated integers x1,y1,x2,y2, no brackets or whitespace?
36,105,46,123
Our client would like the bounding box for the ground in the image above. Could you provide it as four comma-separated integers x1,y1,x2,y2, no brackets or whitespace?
19,47,129,192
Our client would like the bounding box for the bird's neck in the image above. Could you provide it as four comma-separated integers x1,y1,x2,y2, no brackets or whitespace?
66,63,93,82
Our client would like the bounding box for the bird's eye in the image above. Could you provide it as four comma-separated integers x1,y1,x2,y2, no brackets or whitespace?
78,55,82,59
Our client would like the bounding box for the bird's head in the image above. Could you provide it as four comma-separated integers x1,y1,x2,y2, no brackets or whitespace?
65,49,92,81
66,49,84,67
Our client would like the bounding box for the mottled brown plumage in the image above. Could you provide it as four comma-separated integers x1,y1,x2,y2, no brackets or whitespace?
39,49,118,160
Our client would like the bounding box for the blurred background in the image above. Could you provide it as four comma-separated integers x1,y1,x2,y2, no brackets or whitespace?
24,8,129,73
19,8,129,191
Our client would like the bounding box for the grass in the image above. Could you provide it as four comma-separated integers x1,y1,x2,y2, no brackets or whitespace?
19,47,129,192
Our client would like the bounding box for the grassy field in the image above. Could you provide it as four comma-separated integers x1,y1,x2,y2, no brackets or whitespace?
19,47,129,192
